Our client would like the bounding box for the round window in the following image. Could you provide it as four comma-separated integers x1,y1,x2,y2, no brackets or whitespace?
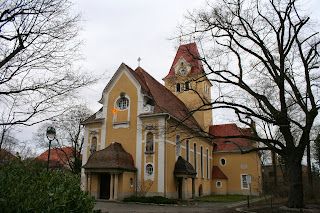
216,181,222,188
117,98,129,110
220,157,226,166
146,164,153,175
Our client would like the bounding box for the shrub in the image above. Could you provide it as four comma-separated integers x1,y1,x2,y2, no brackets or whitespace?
123,196,178,204
0,159,95,213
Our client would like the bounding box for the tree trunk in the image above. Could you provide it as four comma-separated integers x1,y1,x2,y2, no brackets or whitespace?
286,154,304,208
306,143,314,199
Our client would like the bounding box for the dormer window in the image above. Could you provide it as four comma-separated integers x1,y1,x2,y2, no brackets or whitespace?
176,83,181,93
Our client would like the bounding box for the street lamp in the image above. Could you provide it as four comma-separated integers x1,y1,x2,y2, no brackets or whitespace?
46,126,56,171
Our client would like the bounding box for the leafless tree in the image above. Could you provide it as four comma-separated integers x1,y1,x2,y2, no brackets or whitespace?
34,104,92,173
178,0,319,208
0,0,96,128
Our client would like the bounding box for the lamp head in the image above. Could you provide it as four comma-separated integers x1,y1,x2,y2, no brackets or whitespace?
46,126,56,141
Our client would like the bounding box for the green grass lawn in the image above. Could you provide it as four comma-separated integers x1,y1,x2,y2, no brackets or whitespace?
196,194,257,202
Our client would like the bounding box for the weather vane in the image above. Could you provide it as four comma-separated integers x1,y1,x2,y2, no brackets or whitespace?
137,57,141,67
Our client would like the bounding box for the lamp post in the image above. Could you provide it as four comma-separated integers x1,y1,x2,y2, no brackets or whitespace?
46,126,56,171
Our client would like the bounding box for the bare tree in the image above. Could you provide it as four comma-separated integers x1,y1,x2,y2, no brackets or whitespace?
0,0,96,128
34,105,92,174
179,0,319,208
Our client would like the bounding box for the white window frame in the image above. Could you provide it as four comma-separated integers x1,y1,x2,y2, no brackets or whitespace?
216,181,222,188
241,174,250,190
184,81,190,91
220,157,226,166
146,164,154,176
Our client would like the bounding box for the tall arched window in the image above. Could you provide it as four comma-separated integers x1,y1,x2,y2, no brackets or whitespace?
186,139,190,162
206,148,209,179
201,146,204,178
194,143,197,176
146,132,154,153
176,135,181,156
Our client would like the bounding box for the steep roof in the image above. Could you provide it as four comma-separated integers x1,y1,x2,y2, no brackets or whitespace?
36,147,78,167
83,142,136,171
131,66,201,129
164,43,205,79
174,156,197,177
209,124,255,152
81,107,104,125
212,166,228,179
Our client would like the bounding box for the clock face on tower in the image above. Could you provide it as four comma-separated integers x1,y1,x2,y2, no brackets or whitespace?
179,67,186,75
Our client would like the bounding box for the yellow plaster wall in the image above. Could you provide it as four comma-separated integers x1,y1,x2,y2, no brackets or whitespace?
119,172,136,193
105,72,138,162
213,152,262,195
164,122,213,197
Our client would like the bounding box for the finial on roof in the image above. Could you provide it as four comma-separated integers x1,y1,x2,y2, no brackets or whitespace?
137,57,141,67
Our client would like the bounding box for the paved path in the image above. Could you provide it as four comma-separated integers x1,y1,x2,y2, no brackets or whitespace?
94,200,242,213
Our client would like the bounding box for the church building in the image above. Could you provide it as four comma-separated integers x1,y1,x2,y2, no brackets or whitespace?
81,43,262,200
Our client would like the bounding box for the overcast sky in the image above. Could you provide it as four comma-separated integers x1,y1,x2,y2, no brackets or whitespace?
17,0,320,153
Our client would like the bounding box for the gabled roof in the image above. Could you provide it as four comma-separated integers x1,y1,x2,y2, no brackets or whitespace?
209,124,255,152
36,147,78,167
212,166,228,179
131,66,201,130
163,43,205,79
81,107,104,125
83,142,136,171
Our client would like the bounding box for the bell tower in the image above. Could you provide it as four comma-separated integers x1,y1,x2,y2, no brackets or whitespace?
163,43,213,132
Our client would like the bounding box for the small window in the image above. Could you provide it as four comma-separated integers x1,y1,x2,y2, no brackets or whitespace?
206,149,209,179
194,143,197,176
146,164,153,175
200,146,204,178
241,174,250,189
220,157,226,166
176,83,181,93
129,178,134,187
185,81,190,91
117,98,129,110
216,181,222,188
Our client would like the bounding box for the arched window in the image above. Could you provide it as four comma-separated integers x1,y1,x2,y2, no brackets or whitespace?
176,135,181,156
90,137,97,154
185,81,190,91
186,139,190,162
201,146,204,178
176,83,181,93
206,149,209,179
117,98,129,110
194,143,197,176
146,132,154,153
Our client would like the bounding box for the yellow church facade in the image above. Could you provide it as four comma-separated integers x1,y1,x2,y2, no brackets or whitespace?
81,43,262,200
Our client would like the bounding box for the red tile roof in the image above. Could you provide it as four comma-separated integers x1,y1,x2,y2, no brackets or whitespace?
129,66,201,130
164,43,205,79
0,149,16,164
212,166,228,179
210,124,255,152
36,147,79,167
